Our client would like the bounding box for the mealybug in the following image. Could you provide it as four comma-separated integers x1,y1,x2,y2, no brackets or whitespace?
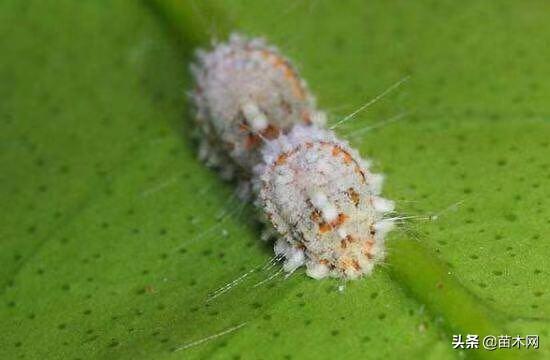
191,34,325,183
255,125,394,279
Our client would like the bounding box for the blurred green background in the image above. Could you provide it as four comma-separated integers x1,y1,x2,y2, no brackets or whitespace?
1,1,549,359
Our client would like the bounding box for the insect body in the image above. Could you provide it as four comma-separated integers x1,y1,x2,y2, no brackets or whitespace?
255,125,394,279
191,34,325,181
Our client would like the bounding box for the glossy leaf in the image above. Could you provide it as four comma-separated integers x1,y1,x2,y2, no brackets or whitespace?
1,1,548,359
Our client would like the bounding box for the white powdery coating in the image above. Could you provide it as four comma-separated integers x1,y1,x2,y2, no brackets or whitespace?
190,33,326,178
189,34,395,280
256,125,395,279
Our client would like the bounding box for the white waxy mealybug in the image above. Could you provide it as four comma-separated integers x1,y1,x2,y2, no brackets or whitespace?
254,125,394,279
190,34,395,280
191,34,326,181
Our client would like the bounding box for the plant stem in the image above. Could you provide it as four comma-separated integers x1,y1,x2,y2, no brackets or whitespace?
388,239,532,360
144,0,232,47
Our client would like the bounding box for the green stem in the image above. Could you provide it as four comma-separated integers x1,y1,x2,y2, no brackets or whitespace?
388,239,532,360
144,0,232,47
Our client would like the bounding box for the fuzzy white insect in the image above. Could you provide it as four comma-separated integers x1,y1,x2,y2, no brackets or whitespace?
191,33,326,182
190,34,395,280
254,125,394,279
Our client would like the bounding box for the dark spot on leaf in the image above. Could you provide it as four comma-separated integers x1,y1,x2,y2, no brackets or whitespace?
504,213,517,222
108,340,119,347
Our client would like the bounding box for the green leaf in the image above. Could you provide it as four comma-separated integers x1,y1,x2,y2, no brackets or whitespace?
1,1,548,359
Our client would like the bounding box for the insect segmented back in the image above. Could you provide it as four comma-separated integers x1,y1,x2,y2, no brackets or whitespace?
256,125,395,279
191,34,326,180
